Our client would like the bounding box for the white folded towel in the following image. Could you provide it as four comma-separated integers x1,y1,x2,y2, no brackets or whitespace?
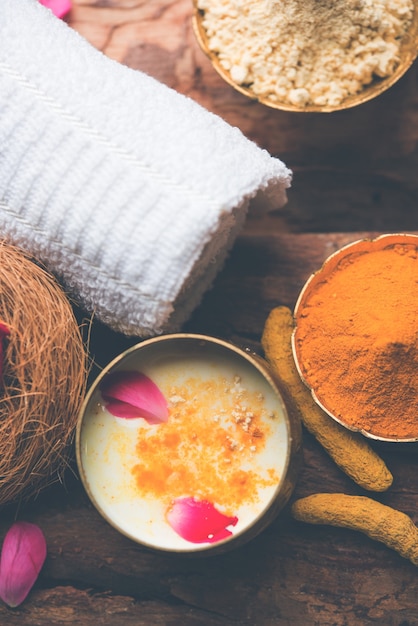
0,0,291,337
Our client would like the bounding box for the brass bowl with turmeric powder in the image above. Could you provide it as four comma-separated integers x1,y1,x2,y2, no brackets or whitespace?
292,234,418,442
192,0,418,113
76,333,302,554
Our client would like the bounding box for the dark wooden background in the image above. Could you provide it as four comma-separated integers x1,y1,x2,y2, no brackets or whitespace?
2,1,418,624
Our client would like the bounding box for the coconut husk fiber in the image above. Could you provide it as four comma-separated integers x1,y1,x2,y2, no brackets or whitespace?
0,241,88,506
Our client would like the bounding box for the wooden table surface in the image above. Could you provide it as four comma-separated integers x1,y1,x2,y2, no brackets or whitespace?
3,1,418,624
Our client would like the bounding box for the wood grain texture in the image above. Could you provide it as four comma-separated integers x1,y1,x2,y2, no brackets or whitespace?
3,1,418,624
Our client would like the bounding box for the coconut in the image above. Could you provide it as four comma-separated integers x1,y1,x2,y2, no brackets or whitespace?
0,242,88,506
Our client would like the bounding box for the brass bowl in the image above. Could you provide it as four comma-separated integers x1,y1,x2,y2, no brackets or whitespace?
292,234,418,442
192,2,418,113
76,333,302,554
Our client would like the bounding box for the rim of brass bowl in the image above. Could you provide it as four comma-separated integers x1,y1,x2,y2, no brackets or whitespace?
291,233,418,442
192,4,418,113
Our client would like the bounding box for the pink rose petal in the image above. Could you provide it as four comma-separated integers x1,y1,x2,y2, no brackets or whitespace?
100,370,169,425
167,497,238,544
0,522,47,608
38,0,72,19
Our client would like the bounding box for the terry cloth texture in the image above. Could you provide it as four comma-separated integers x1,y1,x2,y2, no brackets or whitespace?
0,0,292,337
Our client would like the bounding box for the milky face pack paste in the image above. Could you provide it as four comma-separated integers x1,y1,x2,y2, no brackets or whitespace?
77,335,298,553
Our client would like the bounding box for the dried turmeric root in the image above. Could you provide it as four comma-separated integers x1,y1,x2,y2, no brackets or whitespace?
261,306,393,492
292,493,418,566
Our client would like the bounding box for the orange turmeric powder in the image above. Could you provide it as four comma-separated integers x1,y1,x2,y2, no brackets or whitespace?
262,306,392,491
294,239,418,440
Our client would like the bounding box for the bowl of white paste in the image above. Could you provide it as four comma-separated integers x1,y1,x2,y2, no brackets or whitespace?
76,334,302,554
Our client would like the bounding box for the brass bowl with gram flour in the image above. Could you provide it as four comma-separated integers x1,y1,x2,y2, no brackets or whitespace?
193,0,418,112
76,334,302,554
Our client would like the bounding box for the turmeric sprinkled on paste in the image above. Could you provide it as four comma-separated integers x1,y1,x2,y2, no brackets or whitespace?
131,374,279,511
